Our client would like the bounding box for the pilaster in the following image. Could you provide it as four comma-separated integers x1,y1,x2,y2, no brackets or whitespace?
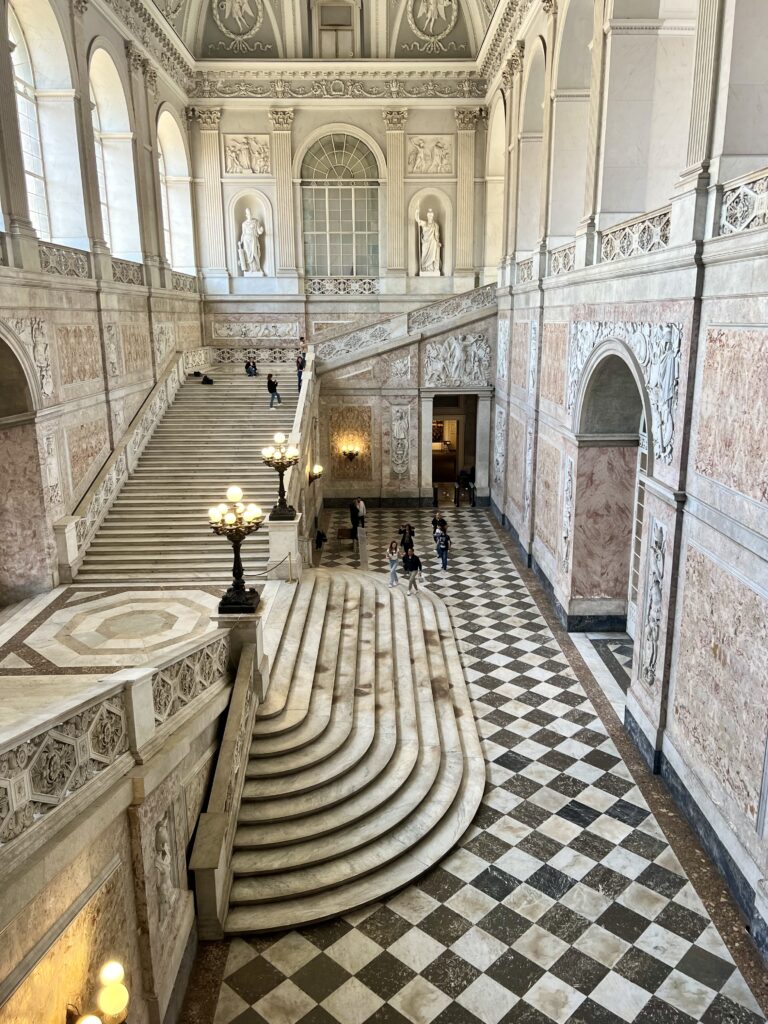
502,44,524,286
419,393,434,503
125,41,162,287
537,2,558,249
455,107,482,279
575,0,608,267
268,108,297,277
382,109,408,277
188,106,228,290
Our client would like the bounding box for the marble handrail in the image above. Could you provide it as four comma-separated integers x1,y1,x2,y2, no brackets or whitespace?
599,206,671,262
719,165,768,235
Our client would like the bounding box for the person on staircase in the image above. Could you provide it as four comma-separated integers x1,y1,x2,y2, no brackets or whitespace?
245,359,257,377
267,373,282,408
403,548,423,596
296,350,306,391
386,540,400,587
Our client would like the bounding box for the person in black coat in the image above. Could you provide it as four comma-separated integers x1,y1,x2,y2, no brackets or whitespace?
403,549,422,595
267,373,282,407
349,500,360,541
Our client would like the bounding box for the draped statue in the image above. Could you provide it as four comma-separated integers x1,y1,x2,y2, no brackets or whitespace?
238,207,265,276
415,207,441,276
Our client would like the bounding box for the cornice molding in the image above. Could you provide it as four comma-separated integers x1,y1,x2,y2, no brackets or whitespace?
188,70,487,101
95,0,195,92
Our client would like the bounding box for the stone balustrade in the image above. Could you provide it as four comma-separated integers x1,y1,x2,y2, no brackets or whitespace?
719,165,768,236
304,277,380,295
549,242,576,277
517,257,534,283
38,241,91,278
172,269,198,293
599,207,671,263
111,256,145,286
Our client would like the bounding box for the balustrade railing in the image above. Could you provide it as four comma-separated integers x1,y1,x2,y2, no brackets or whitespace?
39,241,91,278
517,257,534,283
599,207,670,263
407,282,497,332
172,269,198,293
111,256,144,286
719,166,768,236
549,243,575,277
305,277,380,296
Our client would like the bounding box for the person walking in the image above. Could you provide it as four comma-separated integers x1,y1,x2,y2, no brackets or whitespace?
403,548,422,596
296,350,306,391
386,541,400,587
349,499,360,542
267,373,282,408
437,529,451,571
399,523,415,554
356,497,367,529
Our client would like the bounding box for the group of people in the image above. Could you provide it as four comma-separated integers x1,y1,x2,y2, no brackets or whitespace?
386,513,452,595
246,338,308,409
348,497,367,540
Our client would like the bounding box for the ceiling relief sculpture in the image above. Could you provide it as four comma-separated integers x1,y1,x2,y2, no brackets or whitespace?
396,0,472,55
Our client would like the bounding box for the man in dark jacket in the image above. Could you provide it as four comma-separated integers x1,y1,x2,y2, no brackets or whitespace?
267,373,282,407
403,549,422,595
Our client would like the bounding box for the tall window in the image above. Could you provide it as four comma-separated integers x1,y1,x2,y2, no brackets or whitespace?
158,148,173,266
90,87,111,250
8,6,50,240
301,134,379,277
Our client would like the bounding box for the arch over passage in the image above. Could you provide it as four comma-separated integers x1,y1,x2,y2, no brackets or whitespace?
89,46,142,261
157,109,196,273
516,38,546,255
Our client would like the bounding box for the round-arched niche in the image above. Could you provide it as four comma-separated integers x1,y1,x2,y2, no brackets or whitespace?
407,188,453,278
229,191,273,278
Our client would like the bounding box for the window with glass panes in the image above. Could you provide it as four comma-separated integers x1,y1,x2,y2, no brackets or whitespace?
90,88,111,250
301,134,379,277
8,6,50,241
158,149,173,266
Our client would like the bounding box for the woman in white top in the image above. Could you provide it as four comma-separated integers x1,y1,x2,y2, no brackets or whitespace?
356,497,367,528
386,540,399,587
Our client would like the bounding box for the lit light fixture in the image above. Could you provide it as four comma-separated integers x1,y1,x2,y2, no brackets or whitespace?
65,960,130,1024
261,433,300,520
341,444,360,461
208,486,265,613
308,464,324,485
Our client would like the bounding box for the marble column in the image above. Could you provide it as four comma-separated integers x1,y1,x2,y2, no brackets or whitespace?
575,0,607,267
537,1,558,268
0,0,40,270
454,107,482,278
502,45,524,285
382,109,408,279
475,392,491,502
419,393,434,504
269,109,297,276
188,107,228,290
125,42,162,287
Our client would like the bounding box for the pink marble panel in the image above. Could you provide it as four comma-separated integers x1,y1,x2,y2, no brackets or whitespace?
510,322,529,389
695,328,768,505
673,547,768,822
57,325,102,386
0,422,53,603
535,439,560,556
506,414,526,513
540,323,568,407
66,417,109,489
571,446,636,600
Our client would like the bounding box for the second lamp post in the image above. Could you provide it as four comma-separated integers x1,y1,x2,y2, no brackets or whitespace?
261,433,300,520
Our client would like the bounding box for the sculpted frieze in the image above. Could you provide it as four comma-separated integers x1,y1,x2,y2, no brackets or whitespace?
407,135,454,175
493,406,505,486
189,71,486,101
212,318,298,341
390,405,410,478
496,319,509,382
224,134,270,174
423,332,492,387
641,521,666,688
567,320,683,464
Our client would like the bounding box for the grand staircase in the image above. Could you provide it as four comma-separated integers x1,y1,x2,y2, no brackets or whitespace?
76,365,298,583
225,567,485,932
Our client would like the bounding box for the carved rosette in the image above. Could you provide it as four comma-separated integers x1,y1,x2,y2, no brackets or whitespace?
268,109,295,130
125,41,146,74
382,109,409,131
71,0,89,13
151,636,230,725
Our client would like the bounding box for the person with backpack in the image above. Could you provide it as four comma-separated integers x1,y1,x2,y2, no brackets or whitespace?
267,373,282,407
403,548,423,595
436,529,451,571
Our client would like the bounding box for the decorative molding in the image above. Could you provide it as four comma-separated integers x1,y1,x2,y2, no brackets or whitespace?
528,319,538,393
497,318,509,381
600,207,670,262
112,257,144,286
720,169,768,235
542,0,557,15
268,108,295,129
567,319,683,464
517,256,533,283
423,332,492,387
71,0,89,13
189,106,222,129
523,421,534,524
0,695,128,846
125,40,147,73
408,282,496,332
189,72,486,102
212,347,296,363
316,322,390,364
39,242,91,279
211,318,298,341
151,635,230,726
404,0,460,53
641,520,666,686
305,277,379,296
97,0,194,90
455,106,484,130
390,405,410,477
171,270,197,293
144,65,158,94
1,316,53,399
480,0,534,79
382,109,409,130
493,406,505,485
549,242,575,276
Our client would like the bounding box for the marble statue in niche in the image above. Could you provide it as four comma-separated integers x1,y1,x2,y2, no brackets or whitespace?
423,333,491,387
238,209,265,275
561,456,573,571
391,406,410,477
415,208,442,276
493,407,505,485
224,135,270,175
642,521,666,687
154,816,177,918
407,136,453,174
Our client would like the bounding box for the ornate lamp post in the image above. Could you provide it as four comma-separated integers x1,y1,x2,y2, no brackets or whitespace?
261,432,300,520
208,486,265,613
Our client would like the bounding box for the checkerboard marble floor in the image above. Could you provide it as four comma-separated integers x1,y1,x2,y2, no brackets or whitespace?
203,509,766,1024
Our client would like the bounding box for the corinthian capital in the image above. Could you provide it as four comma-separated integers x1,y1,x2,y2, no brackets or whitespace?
382,109,408,131
71,0,89,14
542,0,557,15
268,109,295,130
454,107,483,131
508,40,525,75
189,107,222,130
125,41,145,74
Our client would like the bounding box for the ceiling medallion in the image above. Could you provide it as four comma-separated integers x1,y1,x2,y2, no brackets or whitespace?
405,0,459,53
211,0,264,52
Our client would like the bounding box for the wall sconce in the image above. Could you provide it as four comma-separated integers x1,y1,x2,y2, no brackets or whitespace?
341,444,360,461
66,960,129,1024
309,464,324,484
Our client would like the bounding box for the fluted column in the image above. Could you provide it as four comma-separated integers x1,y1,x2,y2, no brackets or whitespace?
685,0,724,173
125,42,162,286
455,107,482,277
382,109,408,277
0,0,39,270
502,44,524,282
269,108,297,276
188,106,227,288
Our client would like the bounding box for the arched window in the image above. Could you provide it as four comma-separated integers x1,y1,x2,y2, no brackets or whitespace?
156,110,195,273
301,134,379,277
8,6,50,240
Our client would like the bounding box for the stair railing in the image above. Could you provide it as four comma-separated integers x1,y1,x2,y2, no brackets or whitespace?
283,350,318,562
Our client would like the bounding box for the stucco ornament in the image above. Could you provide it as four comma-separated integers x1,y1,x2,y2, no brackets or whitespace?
567,319,683,464
523,423,534,525
493,407,505,485
391,406,410,477
497,319,509,381
154,816,177,917
225,135,270,174
423,333,491,386
238,208,265,275
641,521,666,687
528,319,538,393
406,0,459,52
560,456,573,571
211,0,264,51
408,136,453,174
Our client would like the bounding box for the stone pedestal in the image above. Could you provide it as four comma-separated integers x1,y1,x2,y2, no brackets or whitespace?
267,512,303,580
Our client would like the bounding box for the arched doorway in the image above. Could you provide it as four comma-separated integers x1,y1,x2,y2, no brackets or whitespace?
0,336,55,605
570,353,648,635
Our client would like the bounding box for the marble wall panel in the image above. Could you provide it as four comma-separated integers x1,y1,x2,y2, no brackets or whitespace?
382,398,418,488
540,322,568,407
329,405,373,481
0,422,53,603
511,321,529,389
121,324,153,375
694,328,768,506
571,445,636,600
176,320,202,352
153,323,176,371
535,438,561,557
56,325,102,387
672,546,768,823
505,412,526,516
66,415,109,491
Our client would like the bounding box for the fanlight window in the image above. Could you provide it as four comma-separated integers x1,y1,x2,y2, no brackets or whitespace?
301,134,379,277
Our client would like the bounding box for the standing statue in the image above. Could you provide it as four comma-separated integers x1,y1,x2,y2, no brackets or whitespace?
415,207,441,276
238,208,265,275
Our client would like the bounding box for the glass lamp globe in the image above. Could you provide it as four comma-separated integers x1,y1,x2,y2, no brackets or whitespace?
274,432,286,445
224,511,237,526
97,982,130,1015
99,962,125,986
226,485,243,503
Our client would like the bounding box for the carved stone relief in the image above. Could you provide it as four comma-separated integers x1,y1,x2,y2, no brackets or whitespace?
122,324,152,374
224,134,270,174
153,323,176,367
66,418,109,490
567,320,683,464
43,432,63,508
390,405,410,478
212,318,298,341
57,325,101,386
423,333,492,387
528,319,538,394
641,520,666,687
496,318,509,382
523,422,534,525
403,0,461,53
561,455,573,572
1,316,53,400
104,324,121,378
493,406,505,486
154,813,178,919
407,135,454,174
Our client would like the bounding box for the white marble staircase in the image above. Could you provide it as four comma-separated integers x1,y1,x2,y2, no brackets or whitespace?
225,567,485,933
76,365,298,583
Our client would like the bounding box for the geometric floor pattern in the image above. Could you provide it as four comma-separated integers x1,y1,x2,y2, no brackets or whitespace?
589,638,634,695
200,509,766,1024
